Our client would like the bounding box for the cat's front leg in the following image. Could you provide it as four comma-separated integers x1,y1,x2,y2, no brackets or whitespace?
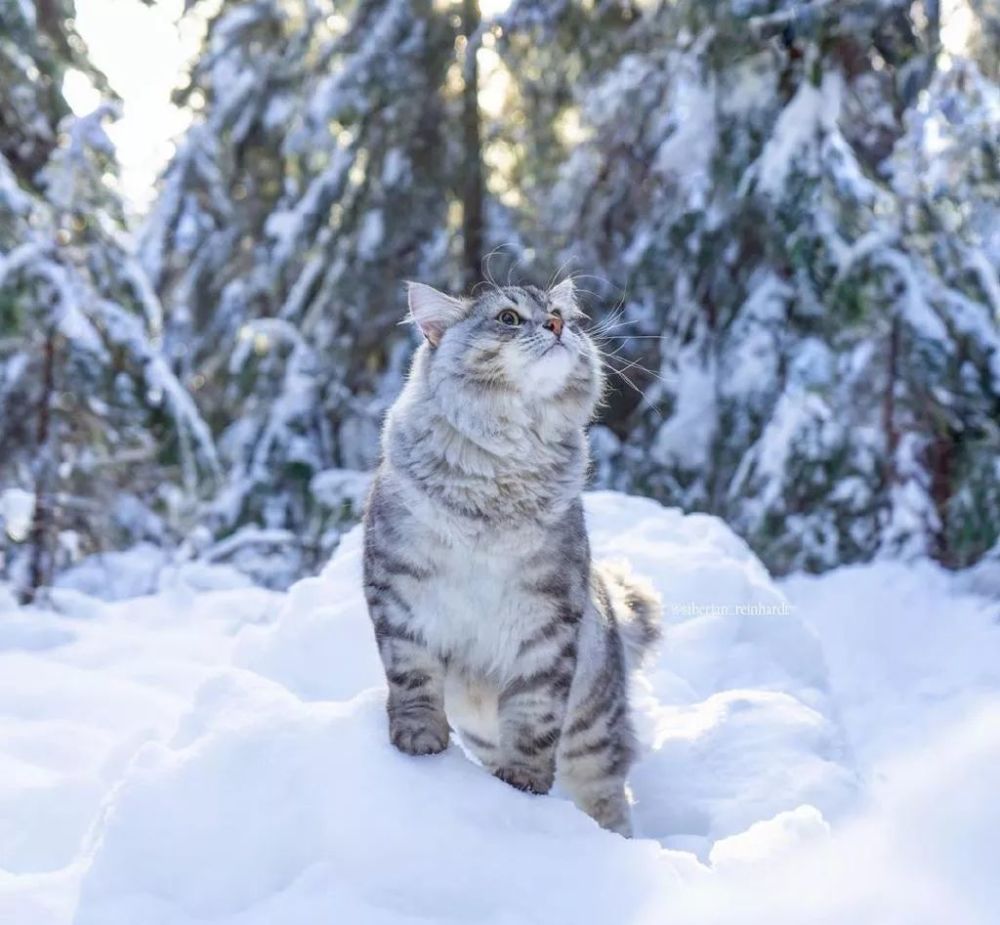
494,624,578,794
365,575,449,756
377,620,449,755
386,657,449,756
364,495,449,756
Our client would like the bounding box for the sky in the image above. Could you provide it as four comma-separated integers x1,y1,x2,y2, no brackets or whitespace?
64,0,203,212
65,0,518,213
64,0,975,216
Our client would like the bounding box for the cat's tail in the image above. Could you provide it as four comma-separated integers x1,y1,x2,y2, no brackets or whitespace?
594,560,662,668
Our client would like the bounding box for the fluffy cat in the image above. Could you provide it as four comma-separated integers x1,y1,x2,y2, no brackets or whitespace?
362,279,661,835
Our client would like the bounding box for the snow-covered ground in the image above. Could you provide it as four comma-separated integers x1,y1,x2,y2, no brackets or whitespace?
1,492,998,924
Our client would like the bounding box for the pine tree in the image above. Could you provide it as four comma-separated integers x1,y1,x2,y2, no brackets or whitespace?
0,0,217,599
519,0,1000,573
142,0,479,583
127,0,998,582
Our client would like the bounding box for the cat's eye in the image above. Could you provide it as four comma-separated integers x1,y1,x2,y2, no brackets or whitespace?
497,309,522,327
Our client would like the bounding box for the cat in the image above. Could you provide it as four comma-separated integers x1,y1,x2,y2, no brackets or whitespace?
362,278,661,835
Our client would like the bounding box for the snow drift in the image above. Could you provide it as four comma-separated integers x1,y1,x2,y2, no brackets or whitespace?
2,492,998,924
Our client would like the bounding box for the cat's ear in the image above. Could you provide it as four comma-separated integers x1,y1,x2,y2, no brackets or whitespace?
549,277,577,315
406,282,468,347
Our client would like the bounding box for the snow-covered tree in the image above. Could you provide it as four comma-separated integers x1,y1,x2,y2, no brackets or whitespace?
887,56,1000,566
142,0,468,583
0,0,217,598
524,0,1000,573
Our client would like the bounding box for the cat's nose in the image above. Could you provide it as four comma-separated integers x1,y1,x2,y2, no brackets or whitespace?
543,314,563,339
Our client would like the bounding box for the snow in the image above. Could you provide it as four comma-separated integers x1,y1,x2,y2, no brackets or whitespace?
719,272,791,402
783,560,1000,767
728,386,835,515
357,210,385,259
750,72,843,197
967,247,1000,319
309,468,371,511
650,350,717,472
720,55,775,116
54,543,168,601
651,62,716,208
2,492,998,924
0,489,35,543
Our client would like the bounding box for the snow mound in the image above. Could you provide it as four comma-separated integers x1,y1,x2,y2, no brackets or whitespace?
238,493,854,851
236,526,380,701
784,560,1000,766
5,491,998,924
76,674,700,925
71,492,854,922
0,584,280,878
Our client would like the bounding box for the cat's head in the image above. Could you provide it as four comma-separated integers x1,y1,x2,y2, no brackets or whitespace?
406,279,603,419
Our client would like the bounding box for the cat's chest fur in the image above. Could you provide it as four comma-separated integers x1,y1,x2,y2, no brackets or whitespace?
405,521,547,678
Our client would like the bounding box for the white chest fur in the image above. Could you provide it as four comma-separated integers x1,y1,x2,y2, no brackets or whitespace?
405,528,544,680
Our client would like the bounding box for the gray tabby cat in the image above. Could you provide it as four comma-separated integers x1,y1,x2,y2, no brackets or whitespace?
362,279,661,835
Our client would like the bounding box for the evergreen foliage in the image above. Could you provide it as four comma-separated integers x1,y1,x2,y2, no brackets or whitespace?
0,0,215,598
517,0,1000,572
2,0,997,588
140,0,462,582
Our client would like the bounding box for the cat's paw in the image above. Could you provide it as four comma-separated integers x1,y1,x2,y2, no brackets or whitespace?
494,763,554,795
389,713,450,756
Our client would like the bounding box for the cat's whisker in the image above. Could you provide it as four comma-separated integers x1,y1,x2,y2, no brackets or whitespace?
592,343,670,378
596,350,666,386
604,365,664,422
547,256,578,291
593,334,668,341
588,286,630,321
561,271,620,297
594,346,629,363
611,357,666,385
481,243,515,292
588,303,636,334
591,315,643,337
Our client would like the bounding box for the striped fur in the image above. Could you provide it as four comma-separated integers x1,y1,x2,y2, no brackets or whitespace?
363,280,662,835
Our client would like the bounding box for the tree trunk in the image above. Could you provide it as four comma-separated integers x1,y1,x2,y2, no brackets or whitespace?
461,0,484,290
882,314,900,488
22,328,57,604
